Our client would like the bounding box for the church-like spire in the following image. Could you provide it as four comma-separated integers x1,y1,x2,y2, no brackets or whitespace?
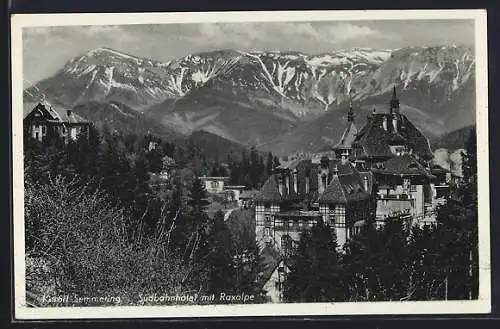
390,85,400,114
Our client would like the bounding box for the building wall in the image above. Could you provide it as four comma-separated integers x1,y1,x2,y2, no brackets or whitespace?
203,179,225,194
255,202,280,249
263,260,286,303
30,124,45,141
375,178,440,227
411,184,425,219
272,217,317,254
28,123,89,144
225,188,242,206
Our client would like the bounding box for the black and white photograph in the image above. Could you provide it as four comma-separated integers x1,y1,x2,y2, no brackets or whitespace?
11,10,490,319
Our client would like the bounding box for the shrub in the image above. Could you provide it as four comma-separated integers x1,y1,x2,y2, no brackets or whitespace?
25,175,194,307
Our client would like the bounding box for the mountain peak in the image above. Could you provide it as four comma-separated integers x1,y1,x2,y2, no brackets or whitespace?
86,47,142,60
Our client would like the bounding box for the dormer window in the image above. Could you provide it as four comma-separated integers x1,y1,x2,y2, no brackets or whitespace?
389,145,405,156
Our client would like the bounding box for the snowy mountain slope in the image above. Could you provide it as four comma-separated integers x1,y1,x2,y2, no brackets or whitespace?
24,48,243,110
23,45,476,155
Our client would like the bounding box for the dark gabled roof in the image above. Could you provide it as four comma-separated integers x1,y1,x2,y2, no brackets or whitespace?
254,175,283,202
372,154,436,179
240,189,259,199
23,102,62,123
352,113,432,160
255,158,369,204
333,120,358,150
317,173,370,204
24,102,90,124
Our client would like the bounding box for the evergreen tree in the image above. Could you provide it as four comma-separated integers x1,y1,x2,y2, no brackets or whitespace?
342,220,385,301
202,210,235,294
461,127,478,207
406,224,442,300
266,152,274,176
283,219,344,302
187,177,210,215
430,127,478,300
378,218,411,300
249,146,260,188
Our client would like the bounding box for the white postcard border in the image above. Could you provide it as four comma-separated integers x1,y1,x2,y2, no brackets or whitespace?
11,9,491,319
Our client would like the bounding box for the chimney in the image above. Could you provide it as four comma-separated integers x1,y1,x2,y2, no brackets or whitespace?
293,169,298,194
318,172,329,194
333,164,339,176
278,176,284,196
285,175,290,195
382,116,388,131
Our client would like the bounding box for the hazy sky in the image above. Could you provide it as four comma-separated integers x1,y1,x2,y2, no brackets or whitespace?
23,19,475,85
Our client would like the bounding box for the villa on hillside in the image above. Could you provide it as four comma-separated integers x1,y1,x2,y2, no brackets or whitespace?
199,176,230,194
24,102,91,144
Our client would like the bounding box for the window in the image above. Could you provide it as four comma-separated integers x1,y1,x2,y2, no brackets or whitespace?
335,205,346,227
264,228,271,237
211,181,219,188
256,215,264,226
264,214,273,228
42,125,46,135
410,185,417,192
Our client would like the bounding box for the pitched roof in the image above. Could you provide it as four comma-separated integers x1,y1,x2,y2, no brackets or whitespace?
372,154,436,179
23,103,61,123
353,113,432,160
255,158,369,204
254,175,283,202
240,189,259,199
24,102,90,124
317,173,370,203
333,120,358,150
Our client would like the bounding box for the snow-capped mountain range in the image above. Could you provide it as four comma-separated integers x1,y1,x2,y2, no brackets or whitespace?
24,45,476,155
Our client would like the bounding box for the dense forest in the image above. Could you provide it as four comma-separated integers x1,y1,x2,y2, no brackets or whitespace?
24,125,269,306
